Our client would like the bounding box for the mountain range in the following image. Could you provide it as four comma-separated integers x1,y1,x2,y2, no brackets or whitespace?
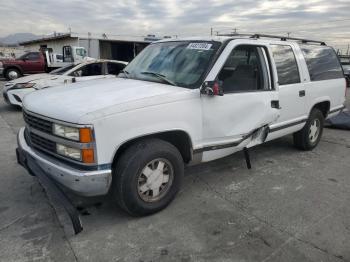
0,33,39,45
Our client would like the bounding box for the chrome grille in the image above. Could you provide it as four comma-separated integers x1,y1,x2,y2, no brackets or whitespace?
23,111,52,134
29,132,56,153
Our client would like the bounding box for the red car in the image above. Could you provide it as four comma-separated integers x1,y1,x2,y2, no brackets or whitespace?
0,52,47,80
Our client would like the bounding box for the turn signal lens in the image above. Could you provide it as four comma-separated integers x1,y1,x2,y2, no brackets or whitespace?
80,128,93,143
82,149,94,163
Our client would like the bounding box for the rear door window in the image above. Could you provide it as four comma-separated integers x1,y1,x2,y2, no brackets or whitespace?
301,46,343,81
271,45,300,85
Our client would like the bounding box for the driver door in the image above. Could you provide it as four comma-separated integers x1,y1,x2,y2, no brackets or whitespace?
199,41,280,162
21,52,42,72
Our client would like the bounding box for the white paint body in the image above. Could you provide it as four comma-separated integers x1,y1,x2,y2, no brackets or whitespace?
19,37,346,195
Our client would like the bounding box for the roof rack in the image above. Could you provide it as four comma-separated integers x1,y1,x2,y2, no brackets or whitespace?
216,33,326,46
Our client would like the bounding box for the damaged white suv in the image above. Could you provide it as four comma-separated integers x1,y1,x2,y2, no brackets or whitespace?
17,35,346,218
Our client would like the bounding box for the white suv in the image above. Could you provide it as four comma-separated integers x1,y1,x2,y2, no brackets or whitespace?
17,35,346,218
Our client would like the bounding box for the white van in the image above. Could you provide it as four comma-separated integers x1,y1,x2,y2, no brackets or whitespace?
17,35,346,218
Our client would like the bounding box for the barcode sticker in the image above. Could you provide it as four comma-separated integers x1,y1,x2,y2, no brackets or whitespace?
187,43,213,50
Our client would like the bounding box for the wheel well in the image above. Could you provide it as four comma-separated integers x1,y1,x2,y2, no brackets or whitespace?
312,101,330,118
112,131,193,166
4,66,22,75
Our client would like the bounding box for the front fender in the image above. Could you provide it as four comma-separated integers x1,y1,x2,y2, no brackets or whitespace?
90,99,202,165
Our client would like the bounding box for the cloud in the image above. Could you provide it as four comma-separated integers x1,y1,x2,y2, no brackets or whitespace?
0,0,349,51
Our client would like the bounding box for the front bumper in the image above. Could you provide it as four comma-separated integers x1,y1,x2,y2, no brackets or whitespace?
17,127,112,196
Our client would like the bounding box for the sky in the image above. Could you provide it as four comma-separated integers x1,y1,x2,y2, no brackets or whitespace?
0,0,349,52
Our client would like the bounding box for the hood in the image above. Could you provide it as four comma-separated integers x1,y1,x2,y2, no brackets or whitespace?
6,73,51,86
0,58,16,62
23,78,194,123
4,74,71,90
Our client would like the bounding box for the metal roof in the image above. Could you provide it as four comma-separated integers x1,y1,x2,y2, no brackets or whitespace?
19,33,73,45
19,32,162,45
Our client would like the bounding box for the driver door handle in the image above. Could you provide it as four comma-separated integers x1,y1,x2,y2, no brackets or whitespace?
271,100,281,109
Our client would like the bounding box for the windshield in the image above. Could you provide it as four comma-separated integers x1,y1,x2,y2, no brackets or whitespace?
120,41,221,89
50,64,76,75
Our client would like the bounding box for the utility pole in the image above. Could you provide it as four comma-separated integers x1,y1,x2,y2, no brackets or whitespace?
210,27,213,36
287,32,291,37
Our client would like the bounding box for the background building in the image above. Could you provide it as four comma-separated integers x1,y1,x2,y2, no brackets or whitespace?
19,32,165,62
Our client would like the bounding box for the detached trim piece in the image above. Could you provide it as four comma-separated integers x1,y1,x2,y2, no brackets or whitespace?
193,126,269,153
329,105,345,114
16,148,83,234
193,140,242,154
269,118,307,133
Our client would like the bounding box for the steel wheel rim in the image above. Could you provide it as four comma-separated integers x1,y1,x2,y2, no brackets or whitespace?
137,158,174,203
8,70,18,80
309,119,320,143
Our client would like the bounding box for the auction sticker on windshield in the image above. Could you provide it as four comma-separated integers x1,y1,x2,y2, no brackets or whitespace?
187,43,213,50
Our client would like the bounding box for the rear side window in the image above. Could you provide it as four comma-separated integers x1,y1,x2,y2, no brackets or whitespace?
107,62,126,75
70,63,103,77
301,46,343,81
271,45,300,85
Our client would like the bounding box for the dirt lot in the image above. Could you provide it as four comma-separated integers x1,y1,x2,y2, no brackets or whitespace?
0,79,350,262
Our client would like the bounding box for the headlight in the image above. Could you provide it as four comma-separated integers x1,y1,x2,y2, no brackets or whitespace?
53,123,95,163
14,83,36,89
56,144,95,163
53,123,93,142
56,144,81,160
53,123,80,141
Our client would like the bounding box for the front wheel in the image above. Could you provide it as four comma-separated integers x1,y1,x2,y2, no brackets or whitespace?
5,68,21,80
112,138,184,216
293,108,324,150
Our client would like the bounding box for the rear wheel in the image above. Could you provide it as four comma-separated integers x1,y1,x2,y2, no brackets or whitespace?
293,108,324,150
5,68,21,80
112,138,184,216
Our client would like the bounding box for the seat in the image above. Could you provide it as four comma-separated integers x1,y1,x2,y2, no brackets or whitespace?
223,64,257,92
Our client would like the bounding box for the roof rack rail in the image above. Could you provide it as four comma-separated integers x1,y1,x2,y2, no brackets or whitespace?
216,33,326,46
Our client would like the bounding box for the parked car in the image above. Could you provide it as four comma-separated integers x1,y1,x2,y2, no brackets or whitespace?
3,59,127,107
17,36,346,219
0,52,47,80
0,46,88,80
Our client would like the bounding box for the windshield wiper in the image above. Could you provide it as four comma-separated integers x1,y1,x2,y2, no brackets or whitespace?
140,71,177,86
120,69,130,78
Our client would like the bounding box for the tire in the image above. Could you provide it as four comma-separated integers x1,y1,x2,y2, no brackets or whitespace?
293,108,324,150
112,138,184,216
5,68,21,80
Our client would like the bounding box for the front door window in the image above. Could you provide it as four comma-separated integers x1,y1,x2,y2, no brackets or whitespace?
217,45,270,93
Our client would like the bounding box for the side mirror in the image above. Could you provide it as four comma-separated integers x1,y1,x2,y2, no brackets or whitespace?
200,81,224,96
